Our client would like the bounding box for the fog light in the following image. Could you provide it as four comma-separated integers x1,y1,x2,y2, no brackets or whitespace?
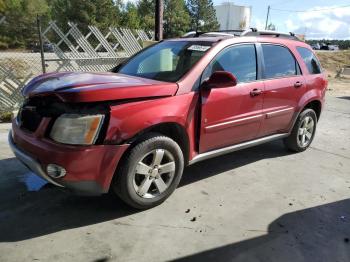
46,164,66,178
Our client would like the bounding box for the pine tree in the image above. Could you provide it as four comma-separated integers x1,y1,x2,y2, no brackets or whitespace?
0,0,5,12
51,0,122,30
1,0,50,48
121,2,141,29
164,0,190,38
187,0,219,32
137,0,155,30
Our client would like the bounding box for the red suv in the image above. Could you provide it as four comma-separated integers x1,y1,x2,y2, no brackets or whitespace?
9,30,327,209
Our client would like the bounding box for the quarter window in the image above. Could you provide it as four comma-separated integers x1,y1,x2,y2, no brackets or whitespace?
205,44,257,83
297,47,322,74
262,44,299,79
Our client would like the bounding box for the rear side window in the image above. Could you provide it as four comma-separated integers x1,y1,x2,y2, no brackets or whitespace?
296,47,322,74
206,44,257,83
262,44,299,79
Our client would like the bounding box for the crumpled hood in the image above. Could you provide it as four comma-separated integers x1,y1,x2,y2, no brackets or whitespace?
22,72,178,103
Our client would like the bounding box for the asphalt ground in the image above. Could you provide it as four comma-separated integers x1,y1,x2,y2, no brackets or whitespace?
0,94,349,262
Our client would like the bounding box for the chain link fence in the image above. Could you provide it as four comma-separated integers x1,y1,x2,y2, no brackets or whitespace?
0,17,154,113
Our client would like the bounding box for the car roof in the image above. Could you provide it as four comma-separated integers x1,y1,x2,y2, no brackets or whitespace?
169,29,308,47
166,36,228,42
165,36,310,49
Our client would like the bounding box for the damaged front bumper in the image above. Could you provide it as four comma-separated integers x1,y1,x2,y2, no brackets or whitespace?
8,130,64,188
9,122,129,195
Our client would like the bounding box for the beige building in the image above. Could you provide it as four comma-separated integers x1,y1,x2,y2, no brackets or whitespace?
214,2,252,30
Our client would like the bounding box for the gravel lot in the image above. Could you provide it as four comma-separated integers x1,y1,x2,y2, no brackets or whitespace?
0,94,349,262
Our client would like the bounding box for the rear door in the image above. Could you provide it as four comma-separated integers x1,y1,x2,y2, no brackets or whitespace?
258,43,305,137
199,44,264,153
296,46,326,97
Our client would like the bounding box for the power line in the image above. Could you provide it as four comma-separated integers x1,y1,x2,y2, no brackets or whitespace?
270,4,350,13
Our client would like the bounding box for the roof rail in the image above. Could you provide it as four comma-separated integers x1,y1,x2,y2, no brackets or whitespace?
182,28,301,41
241,29,300,41
182,30,243,38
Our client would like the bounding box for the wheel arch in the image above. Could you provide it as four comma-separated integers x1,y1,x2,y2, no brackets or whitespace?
288,97,323,134
125,122,190,165
302,99,322,121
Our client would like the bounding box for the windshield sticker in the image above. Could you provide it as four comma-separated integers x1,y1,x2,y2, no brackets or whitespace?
187,45,211,52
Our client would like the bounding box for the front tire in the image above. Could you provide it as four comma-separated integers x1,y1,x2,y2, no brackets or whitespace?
284,108,317,152
113,133,184,209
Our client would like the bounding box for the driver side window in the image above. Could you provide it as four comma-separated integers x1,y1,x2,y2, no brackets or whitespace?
204,44,257,83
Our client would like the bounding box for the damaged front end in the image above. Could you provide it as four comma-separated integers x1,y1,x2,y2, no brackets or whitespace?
10,71,179,194
17,95,111,145
10,95,130,194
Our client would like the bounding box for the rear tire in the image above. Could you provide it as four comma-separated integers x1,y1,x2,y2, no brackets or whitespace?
284,109,317,152
113,133,184,209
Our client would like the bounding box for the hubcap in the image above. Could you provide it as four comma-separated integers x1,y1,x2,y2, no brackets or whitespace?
133,149,176,199
297,116,315,148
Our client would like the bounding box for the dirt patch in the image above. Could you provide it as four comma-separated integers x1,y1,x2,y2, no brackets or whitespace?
312,51,350,96
0,58,31,79
316,50,350,75
327,78,350,96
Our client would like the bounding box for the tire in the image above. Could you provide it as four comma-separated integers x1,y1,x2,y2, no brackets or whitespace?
113,133,184,209
284,108,317,152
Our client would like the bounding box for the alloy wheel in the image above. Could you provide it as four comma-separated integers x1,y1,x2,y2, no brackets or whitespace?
297,116,315,148
132,149,176,199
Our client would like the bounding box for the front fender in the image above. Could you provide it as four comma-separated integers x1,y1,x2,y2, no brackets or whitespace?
105,93,197,144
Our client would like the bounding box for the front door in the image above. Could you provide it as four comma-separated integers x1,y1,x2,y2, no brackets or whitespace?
199,44,264,153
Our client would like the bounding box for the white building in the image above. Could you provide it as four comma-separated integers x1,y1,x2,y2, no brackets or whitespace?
214,2,252,30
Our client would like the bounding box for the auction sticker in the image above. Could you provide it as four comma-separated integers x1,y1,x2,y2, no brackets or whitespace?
187,45,211,52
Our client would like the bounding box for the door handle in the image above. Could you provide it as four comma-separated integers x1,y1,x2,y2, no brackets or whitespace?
250,88,262,97
294,81,303,88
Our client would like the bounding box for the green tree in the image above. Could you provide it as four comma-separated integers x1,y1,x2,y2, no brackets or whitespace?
1,0,50,48
137,0,154,30
121,2,141,29
0,0,6,12
93,0,122,28
50,0,121,31
187,0,219,32
50,0,95,30
164,0,190,38
136,0,192,38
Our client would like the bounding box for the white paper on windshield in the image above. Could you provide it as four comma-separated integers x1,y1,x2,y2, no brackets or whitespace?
187,45,210,52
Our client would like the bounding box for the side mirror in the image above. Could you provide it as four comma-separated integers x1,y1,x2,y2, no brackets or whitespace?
203,71,237,89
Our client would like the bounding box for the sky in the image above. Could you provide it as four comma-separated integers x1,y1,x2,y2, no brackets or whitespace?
123,0,350,39
213,0,350,39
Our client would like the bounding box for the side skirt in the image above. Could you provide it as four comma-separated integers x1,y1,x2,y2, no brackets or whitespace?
188,133,289,165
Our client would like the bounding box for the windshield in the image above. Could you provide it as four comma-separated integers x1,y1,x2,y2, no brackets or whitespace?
117,41,213,82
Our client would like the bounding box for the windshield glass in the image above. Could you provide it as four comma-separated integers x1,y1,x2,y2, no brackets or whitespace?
117,41,213,82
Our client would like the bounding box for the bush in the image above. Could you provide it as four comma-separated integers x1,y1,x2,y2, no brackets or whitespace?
0,41,9,50
0,111,13,123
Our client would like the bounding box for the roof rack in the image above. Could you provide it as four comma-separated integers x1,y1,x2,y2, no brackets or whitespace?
182,31,230,38
241,28,300,40
182,28,301,41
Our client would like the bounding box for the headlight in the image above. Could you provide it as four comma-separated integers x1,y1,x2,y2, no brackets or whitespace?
50,114,104,145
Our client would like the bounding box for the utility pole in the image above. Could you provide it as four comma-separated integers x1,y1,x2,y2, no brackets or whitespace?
265,5,270,30
36,15,46,74
155,0,163,41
